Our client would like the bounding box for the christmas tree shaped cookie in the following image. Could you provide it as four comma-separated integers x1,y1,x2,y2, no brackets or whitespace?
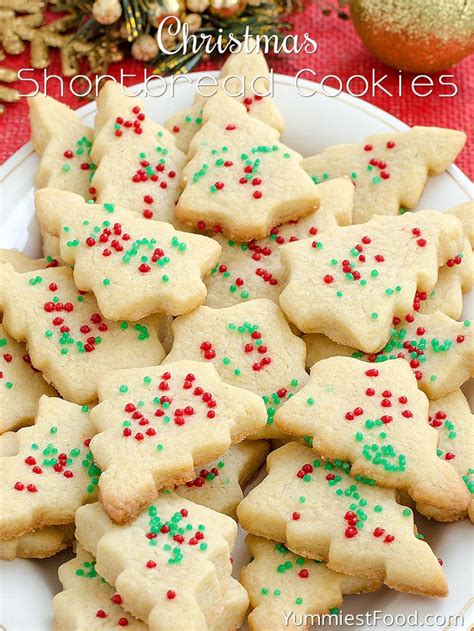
35,189,221,321
274,356,469,515
29,92,95,199
302,127,466,224
54,545,147,630
89,360,267,523
176,91,319,241
0,396,99,540
165,38,284,153
0,264,165,404
279,210,463,352
417,235,473,319
241,535,381,631
0,323,57,434
165,299,308,398
248,373,311,442
237,442,448,597
175,440,269,518
91,81,186,224
29,93,95,257
0,524,74,560
0,248,62,274
75,494,248,630
415,390,474,523
448,200,474,248
303,311,473,399
205,179,354,308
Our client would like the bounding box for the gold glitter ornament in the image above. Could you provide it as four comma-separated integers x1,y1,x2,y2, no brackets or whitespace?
131,33,159,60
92,0,122,25
0,66,19,99
209,0,246,19
350,0,474,73
153,0,185,25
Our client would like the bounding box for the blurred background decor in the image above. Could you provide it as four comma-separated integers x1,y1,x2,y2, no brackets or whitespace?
0,0,472,179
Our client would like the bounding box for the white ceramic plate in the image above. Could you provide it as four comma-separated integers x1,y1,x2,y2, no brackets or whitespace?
0,72,473,631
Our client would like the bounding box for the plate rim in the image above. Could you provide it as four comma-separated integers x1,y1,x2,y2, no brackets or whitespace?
1,71,472,200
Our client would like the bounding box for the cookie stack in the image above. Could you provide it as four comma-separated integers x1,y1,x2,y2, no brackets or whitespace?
0,42,472,631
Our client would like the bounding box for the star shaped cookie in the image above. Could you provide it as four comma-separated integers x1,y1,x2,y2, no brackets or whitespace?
165,299,308,398
205,178,353,307
174,440,269,518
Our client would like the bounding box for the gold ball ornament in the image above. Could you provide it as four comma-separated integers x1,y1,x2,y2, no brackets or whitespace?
209,0,246,19
131,34,159,61
92,0,123,25
350,0,474,73
186,0,209,12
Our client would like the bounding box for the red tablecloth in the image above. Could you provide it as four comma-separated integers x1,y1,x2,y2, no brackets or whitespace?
1,5,472,178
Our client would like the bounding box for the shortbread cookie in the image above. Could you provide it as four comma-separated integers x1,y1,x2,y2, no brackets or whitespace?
241,535,381,631
29,92,94,199
448,200,474,248
303,311,473,399
205,179,353,307
414,391,473,523
175,440,269,518
165,299,308,398
54,544,147,630
0,264,165,404
0,396,99,540
237,442,447,597
75,494,248,631
0,248,62,273
29,93,94,257
35,189,221,321
418,236,473,319
0,323,57,434
165,39,284,153
90,361,267,523
249,375,310,441
279,210,463,352
176,92,319,241
0,524,74,560
304,332,361,368
275,356,469,515
91,81,186,224
0,429,20,456
302,127,466,224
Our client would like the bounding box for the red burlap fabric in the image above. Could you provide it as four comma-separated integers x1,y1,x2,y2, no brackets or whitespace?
1,5,472,177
